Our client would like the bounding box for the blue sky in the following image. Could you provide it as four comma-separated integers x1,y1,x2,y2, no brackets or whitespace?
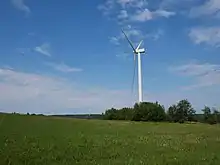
1,0,220,114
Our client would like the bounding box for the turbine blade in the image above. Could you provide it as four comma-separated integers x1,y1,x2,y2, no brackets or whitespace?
136,40,143,50
121,29,136,52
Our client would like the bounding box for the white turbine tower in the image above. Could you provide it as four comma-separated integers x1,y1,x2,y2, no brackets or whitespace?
122,29,146,104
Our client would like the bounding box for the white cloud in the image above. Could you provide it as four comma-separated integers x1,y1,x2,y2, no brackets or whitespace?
117,0,147,9
189,26,220,48
132,9,153,21
44,62,83,73
189,0,220,18
110,26,164,48
0,68,135,114
132,9,175,22
109,26,143,46
11,0,30,16
34,43,51,56
117,0,134,8
133,0,148,8
109,36,120,45
118,10,129,19
123,28,141,37
116,0,148,22
151,29,165,41
98,0,174,22
98,0,174,49
170,61,220,90
153,10,176,18
1,67,220,113
16,47,31,56
116,52,131,60
159,0,220,20
97,0,115,16
160,0,200,10
148,88,220,111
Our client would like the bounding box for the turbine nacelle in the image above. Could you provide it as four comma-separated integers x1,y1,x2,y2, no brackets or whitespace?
121,29,146,55
134,48,145,54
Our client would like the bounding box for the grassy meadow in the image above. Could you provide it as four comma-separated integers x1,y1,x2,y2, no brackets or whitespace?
0,113,220,165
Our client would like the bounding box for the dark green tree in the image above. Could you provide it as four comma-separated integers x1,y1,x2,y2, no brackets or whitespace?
167,99,195,123
167,104,177,122
201,106,212,123
211,108,220,124
104,108,118,120
132,102,166,122
177,99,196,122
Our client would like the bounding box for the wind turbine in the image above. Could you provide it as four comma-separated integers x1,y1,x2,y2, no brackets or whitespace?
121,29,146,104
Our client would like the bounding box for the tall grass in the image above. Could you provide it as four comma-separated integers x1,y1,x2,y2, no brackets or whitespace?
0,113,220,165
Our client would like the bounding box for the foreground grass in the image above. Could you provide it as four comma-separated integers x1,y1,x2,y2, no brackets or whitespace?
0,114,220,165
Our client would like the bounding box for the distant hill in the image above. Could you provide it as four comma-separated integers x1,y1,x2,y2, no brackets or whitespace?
50,113,206,122
1,111,205,122
50,114,104,120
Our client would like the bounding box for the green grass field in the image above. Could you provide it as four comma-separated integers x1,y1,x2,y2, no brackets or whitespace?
0,114,220,165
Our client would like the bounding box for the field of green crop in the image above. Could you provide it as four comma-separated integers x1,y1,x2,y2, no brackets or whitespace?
0,113,220,165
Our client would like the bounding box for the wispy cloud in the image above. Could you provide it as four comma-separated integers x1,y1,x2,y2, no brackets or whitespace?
122,27,142,38
34,43,51,56
189,0,220,19
189,26,220,48
117,0,133,8
110,26,164,46
159,0,220,19
117,0,148,9
154,9,176,18
99,0,173,51
115,51,132,61
117,10,129,19
109,36,120,45
44,62,83,73
98,0,147,15
97,0,115,16
1,67,220,113
150,29,165,41
170,61,220,90
0,67,134,114
131,9,153,21
1,66,14,70
16,47,31,55
160,0,200,10
109,25,144,46
131,9,175,22
11,0,30,16
98,0,175,22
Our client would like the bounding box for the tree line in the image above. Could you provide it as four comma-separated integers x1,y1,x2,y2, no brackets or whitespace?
103,99,220,124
